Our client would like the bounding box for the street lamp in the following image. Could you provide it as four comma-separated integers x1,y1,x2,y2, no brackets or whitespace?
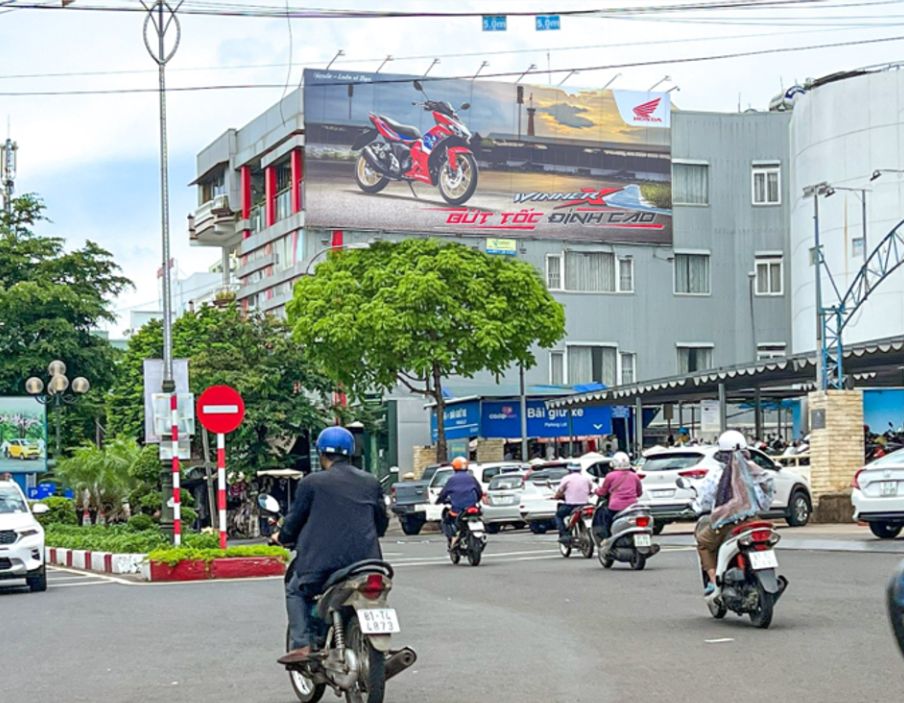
648,75,671,91
823,184,871,262
304,241,372,275
516,64,537,83
871,168,904,181
26,361,90,459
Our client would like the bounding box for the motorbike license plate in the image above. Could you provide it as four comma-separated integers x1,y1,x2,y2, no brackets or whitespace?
748,550,779,570
469,520,485,532
357,608,400,635
634,534,652,548
881,481,899,497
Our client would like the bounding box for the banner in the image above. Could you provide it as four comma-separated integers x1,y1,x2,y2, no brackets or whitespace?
430,400,480,442
481,400,612,439
303,70,672,244
0,397,48,474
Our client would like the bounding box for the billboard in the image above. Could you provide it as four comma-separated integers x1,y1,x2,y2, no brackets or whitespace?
0,397,48,474
303,69,672,243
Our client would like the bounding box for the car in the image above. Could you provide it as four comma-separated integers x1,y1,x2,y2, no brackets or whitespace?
852,448,904,539
481,472,528,533
390,464,446,536
5,439,41,460
0,480,49,592
424,462,527,522
639,446,813,533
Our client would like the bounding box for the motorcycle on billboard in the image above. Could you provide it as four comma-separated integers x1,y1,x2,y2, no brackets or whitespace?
351,80,480,205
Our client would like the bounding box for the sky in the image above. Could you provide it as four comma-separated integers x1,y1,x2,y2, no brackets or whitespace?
2,0,903,335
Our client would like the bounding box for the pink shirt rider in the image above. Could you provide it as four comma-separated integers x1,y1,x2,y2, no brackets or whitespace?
595,469,643,512
556,472,594,505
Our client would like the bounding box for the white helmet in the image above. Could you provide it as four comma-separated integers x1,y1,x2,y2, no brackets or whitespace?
611,451,631,469
717,430,747,452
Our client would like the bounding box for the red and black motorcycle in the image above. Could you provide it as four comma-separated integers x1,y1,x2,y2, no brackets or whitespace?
351,80,479,206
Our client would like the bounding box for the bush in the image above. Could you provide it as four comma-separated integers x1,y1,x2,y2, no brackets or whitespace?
32,496,78,526
183,532,219,549
146,545,289,566
45,524,169,553
180,506,198,529
126,514,154,532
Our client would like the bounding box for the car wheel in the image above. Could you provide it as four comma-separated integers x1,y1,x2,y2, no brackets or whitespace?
528,522,548,535
652,522,666,536
786,490,812,527
869,522,903,540
399,517,424,536
485,523,500,535
27,564,47,593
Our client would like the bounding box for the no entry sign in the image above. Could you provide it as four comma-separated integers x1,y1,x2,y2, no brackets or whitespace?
196,385,245,435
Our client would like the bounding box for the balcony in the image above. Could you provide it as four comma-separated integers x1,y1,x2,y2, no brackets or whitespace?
188,194,241,248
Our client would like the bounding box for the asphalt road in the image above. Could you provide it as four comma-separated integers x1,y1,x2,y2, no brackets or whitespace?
4,531,904,703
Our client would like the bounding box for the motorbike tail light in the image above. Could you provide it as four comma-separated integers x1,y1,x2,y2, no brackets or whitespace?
678,468,709,480
851,468,865,489
751,529,773,543
635,516,651,528
581,506,595,518
360,574,388,601
465,506,480,516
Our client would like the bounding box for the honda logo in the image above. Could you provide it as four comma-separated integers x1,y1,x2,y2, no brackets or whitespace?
632,98,662,123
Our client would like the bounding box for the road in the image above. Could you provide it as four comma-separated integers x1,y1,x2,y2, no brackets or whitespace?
4,529,904,703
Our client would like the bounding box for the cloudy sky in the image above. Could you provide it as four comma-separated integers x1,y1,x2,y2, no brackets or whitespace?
2,0,901,334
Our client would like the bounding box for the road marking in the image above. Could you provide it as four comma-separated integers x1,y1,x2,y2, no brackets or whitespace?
705,638,735,644
50,580,116,589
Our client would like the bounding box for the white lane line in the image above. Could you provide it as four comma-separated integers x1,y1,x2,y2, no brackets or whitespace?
48,566,134,585
391,548,557,563
705,638,735,644
51,580,115,589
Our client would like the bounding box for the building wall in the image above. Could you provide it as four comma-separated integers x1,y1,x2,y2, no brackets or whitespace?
790,68,904,353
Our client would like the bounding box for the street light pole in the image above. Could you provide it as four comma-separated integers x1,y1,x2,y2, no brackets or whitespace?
26,361,90,460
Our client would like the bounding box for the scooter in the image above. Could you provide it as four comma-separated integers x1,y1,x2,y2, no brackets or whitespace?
258,495,417,703
676,478,789,628
444,505,487,566
352,79,480,206
592,502,660,570
559,504,596,559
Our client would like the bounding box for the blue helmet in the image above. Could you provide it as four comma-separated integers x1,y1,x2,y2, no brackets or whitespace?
316,426,355,457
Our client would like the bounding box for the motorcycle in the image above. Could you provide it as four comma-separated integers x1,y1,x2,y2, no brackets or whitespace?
558,504,596,559
258,495,417,703
592,502,660,570
676,477,789,628
444,505,487,566
352,79,480,206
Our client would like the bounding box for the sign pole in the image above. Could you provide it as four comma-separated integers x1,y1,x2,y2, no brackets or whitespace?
170,393,181,545
217,432,227,549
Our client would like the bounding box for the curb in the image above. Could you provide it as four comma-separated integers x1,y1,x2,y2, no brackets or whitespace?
45,547,286,581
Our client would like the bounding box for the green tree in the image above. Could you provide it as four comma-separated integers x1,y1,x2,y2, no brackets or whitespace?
286,239,565,461
106,304,331,471
0,195,131,450
55,436,140,520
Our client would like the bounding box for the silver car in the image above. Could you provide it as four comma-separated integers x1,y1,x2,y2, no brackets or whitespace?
482,472,528,533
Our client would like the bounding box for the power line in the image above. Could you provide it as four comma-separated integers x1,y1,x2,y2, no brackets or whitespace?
0,31,902,96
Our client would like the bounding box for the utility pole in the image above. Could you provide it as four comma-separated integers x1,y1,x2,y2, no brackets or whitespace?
1,136,17,215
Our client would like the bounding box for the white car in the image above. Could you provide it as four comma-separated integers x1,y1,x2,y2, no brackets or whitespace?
639,446,812,533
852,448,904,539
0,480,49,592
481,472,528,533
424,462,527,522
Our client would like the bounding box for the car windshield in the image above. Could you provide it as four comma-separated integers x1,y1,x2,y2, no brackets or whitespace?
641,453,705,472
0,487,27,514
489,475,524,491
432,470,453,488
530,468,568,483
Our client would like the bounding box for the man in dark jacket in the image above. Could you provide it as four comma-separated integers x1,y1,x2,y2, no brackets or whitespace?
276,426,389,665
436,456,482,547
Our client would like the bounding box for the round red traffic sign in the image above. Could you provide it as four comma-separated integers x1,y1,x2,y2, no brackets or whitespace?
196,385,245,434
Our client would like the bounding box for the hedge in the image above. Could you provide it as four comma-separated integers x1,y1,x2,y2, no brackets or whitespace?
146,545,290,566
45,525,220,553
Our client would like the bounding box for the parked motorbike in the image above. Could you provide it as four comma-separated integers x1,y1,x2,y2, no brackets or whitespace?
676,478,789,628
258,495,417,703
352,79,480,205
889,559,904,657
592,502,660,570
559,504,596,559
445,505,487,566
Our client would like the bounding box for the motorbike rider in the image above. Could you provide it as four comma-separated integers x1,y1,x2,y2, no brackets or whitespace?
553,461,595,544
273,426,389,666
594,451,643,540
435,456,482,549
692,430,775,596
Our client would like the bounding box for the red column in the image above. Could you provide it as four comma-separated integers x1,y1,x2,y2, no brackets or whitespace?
331,229,344,249
264,165,277,227
291,149,303,214
240,165,252,240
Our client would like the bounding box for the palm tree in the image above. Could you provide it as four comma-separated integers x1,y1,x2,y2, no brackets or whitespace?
56,438,140,522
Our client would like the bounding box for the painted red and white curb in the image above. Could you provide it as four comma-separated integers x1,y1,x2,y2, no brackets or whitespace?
44,547,285,582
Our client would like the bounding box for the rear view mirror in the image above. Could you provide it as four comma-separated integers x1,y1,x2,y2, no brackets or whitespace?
31,503,49,515
258,494,281,515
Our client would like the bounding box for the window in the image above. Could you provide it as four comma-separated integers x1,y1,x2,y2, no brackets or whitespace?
752,164,781,205
565,251,615,292
852,237,865,258
620,352,636,386
274,236,294,271
757,343,786,360
673,163,709,205
677,345,713,374
567,345,617,386
674,253,711,294
546,254,563,290
550,350,565,385
618,257,634,293
749,450,779,472
755,255,783,295
199,170,226,204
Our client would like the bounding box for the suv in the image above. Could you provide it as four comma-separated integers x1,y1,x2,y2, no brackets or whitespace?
0,480,49,591
5,439,41,460
640,446,812,533
851,448,904,539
